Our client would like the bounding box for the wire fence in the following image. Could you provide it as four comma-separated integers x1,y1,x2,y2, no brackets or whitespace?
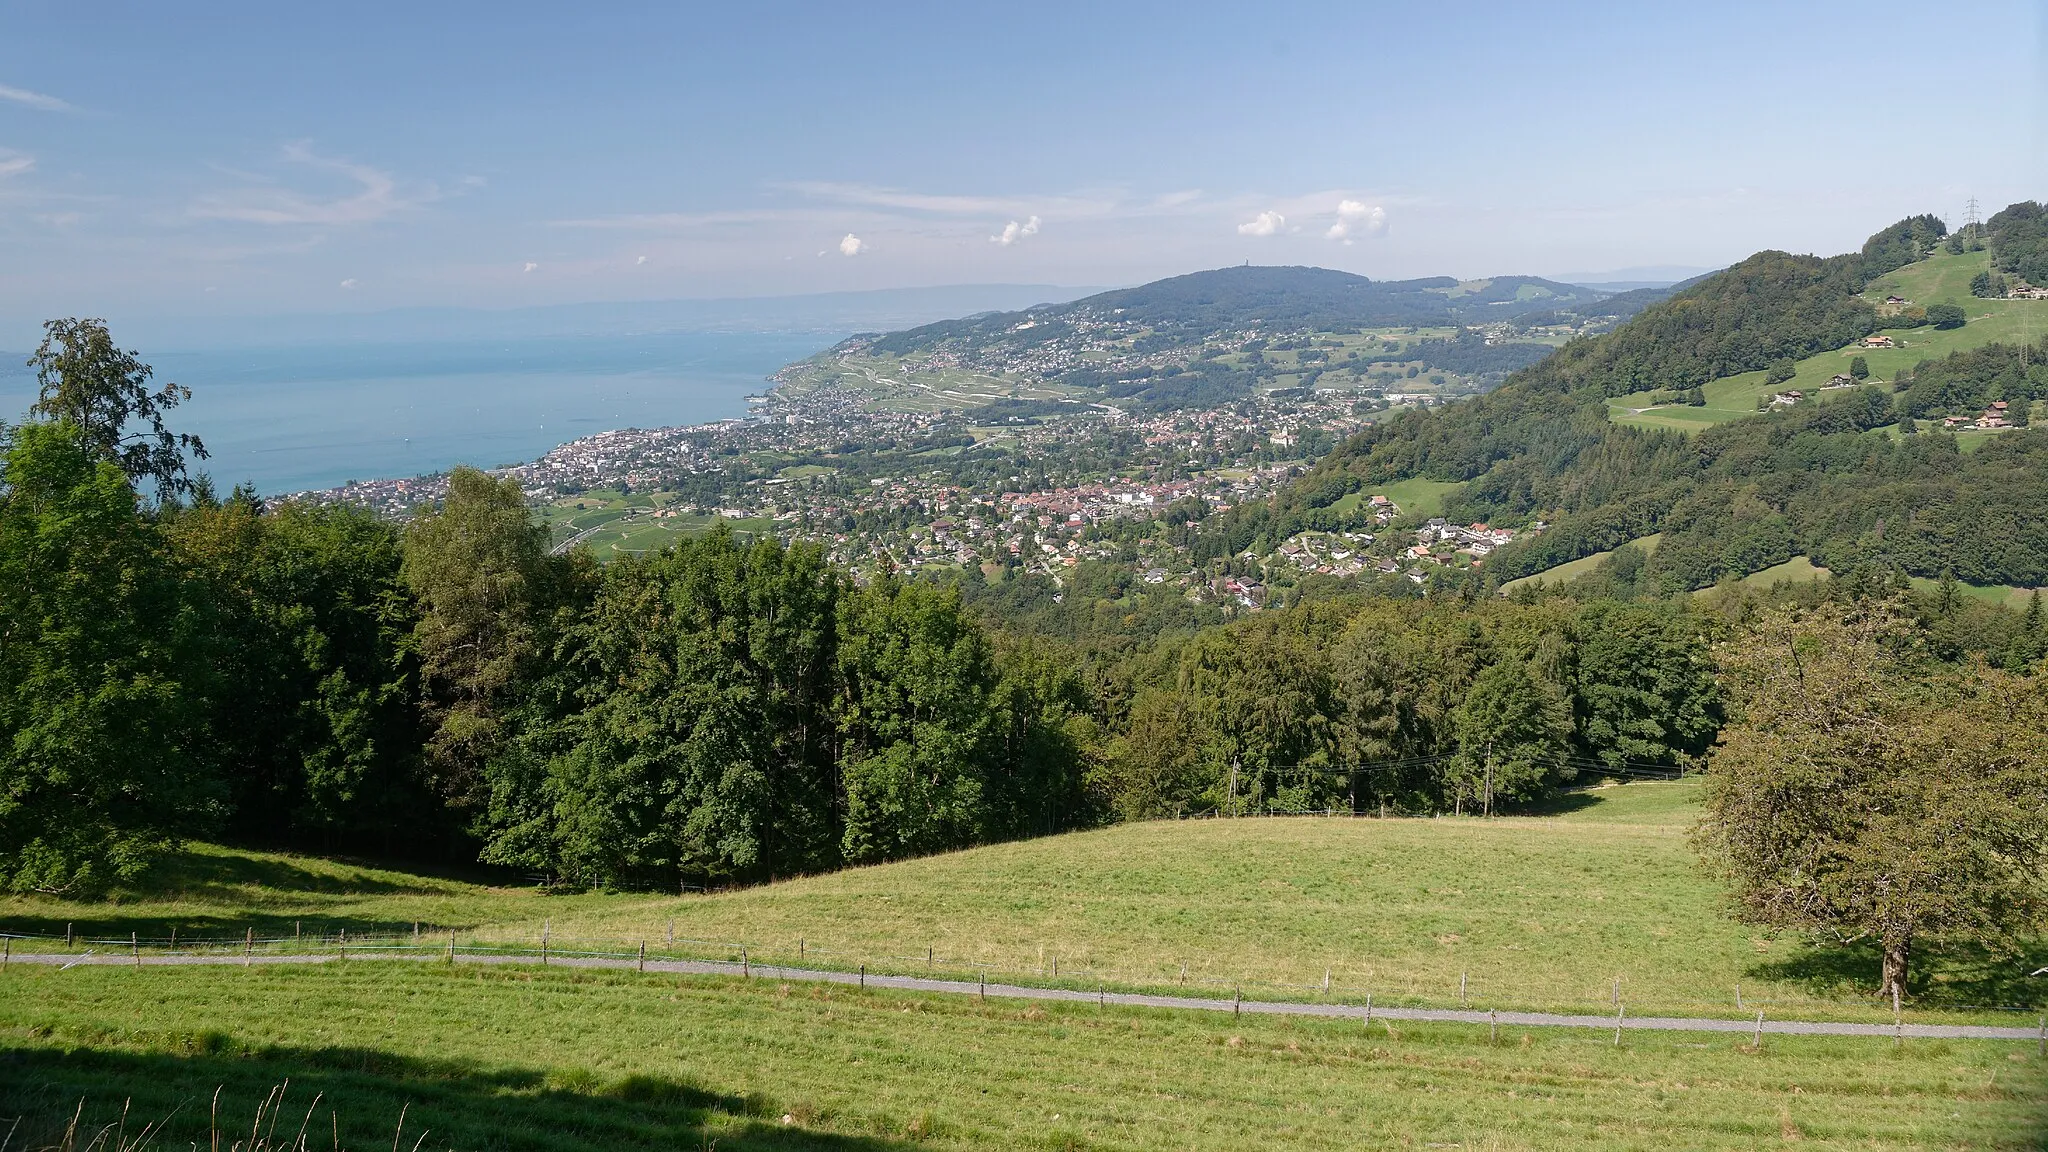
4,922,2040,1028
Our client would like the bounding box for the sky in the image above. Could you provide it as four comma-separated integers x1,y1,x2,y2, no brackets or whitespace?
2,0,2045,337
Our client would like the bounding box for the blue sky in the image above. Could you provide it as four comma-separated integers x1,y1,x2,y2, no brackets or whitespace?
2,1,2043,334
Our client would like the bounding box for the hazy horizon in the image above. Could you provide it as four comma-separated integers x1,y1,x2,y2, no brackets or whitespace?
5,1,2038,336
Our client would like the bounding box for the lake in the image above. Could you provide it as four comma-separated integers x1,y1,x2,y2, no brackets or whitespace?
0,330,839,496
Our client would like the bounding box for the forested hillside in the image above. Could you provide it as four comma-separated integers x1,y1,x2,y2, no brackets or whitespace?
1204,209,2048,591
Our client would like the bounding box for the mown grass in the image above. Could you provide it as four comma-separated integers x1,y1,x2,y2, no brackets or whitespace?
7,784,2042,1021
1374,476,1462,519
3,961,2042,1152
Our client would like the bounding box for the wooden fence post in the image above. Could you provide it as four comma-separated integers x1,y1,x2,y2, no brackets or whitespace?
1233,983,1241,1018
244,927,253,966
448,929,456,963
1459,971,1467,1006
1490,1010,1498,1045
1612,1003,1624,1046
1363,992,1372,1027
859,963,865,989
638,941,646,972
133,931,140,967
1892,985,1903,1048
742,946,750,978
1753,1010,1764,1049
65,922,73,948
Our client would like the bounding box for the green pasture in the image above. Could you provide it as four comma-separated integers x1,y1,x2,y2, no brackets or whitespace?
8,782,2042,1023
1499,534,1662,595
4,960,2042,1152
1372,476,1462,520
1611,248,2048,433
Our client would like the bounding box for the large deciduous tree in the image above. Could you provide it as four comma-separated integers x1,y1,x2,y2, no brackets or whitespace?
1695,607,2048,998
0,422,215,891
402,467,585,811
28,318,207,501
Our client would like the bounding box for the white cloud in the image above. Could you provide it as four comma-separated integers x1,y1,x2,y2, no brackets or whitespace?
523,261,539,273
838,233,865,257
0,83,71,112
635,254,648,265
1325,199,1387,244
192,143,429,226
1237,210,1285,237
0,150,33,179
339,278,357,289
991,215,1042,246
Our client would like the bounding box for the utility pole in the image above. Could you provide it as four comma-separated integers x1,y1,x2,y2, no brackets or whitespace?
1965,197,1982,242
1483,742,1494,819
1229,758,1240,817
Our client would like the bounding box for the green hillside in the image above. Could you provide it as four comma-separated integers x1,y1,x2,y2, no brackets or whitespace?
6,783,2045,1150
1612,246,2048,431
8,781,2039,1020
1235,207,2048,595
777,265,1624,414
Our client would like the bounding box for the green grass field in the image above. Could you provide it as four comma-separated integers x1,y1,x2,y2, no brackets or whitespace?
4,961,2043,1152
1499,534,1661,595
1610,248,2048,433
8,783,2041,1022
1373,476,1462,520
6,784,2047,1149
540,491,782,560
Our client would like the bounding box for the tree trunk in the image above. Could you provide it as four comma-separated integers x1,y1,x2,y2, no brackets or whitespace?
1879,934,1910,1000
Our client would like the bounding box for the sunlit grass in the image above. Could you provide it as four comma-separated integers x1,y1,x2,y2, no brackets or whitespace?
3,961,2042,1151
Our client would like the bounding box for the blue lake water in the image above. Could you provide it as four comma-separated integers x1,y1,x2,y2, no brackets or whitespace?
0,330,838,495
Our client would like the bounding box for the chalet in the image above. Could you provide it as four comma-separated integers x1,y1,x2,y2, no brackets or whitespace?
1861,334,1896,349
1883,295,1910,306
1825,373,1857,389
1770,390,1804,406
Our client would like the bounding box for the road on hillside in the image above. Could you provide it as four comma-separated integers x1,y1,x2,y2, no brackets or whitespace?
10,948,2042,1043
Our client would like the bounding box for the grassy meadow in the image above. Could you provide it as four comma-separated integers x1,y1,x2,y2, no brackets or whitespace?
7,783,2042,1023
1610,247,2048,432
1499,534,1661,595
3,960,2043,1152
5,783,2047,1150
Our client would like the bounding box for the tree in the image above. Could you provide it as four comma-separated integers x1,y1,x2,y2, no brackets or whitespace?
1925,302,1967,330
1446,658,1571,815
165,494,426,848
0,422,215,892
1695,608,2048,998
837,576,1001,863
27,319,207,500
1570,600,1721,769
1849,355,1869,380
529,530,842,887
401,467,579,810
1685,386,1707,406
1095,689,1208,820
1969,270,2005,298
1765,358,1798,386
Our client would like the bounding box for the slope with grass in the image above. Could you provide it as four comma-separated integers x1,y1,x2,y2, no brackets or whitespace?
4,960,2045,1152
1611,246,2048,431
8,783,2041,1021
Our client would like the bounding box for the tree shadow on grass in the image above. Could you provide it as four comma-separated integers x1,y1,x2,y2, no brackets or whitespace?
0,1042,921,1152
0,912,466,946
1747,937,2048,1009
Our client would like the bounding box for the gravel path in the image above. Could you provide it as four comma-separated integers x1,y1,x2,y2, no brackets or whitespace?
12,948,2042,1043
